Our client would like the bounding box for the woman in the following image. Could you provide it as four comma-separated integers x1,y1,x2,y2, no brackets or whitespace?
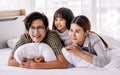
62,15,110,68
8,12,68,69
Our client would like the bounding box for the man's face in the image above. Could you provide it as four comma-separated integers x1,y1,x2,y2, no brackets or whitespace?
29,19,47,43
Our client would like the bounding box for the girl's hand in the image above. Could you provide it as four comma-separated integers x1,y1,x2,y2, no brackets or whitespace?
34,56,44,63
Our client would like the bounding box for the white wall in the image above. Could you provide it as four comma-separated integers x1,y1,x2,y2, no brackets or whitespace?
0,16,25,48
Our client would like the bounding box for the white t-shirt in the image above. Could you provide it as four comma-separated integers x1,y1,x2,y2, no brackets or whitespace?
55,29,72,46
14,43,56,64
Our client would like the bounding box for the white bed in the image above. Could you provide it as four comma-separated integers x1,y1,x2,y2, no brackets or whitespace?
1,48,120,75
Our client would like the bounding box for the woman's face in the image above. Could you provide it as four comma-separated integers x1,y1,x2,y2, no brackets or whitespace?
29,19,48,43
69,23,88,45
54,17,67,33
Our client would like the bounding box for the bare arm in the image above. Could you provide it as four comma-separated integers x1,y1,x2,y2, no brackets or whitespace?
22,31,69,69
8,33,32,67
66,45,93,63
22,54,68,69
8,54,19,66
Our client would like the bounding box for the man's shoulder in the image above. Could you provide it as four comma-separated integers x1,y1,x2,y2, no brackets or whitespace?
46,30,59,37
20,32,30,38
43,30,61,42
19,32,32,42
21,32,29,36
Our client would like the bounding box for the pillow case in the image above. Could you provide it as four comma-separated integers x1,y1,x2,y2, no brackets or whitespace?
101,35,120,49
14,43,57,64
7,38,19,49
103,48,120,71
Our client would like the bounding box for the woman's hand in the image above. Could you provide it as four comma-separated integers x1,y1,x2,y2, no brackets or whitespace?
66,45,93,63
34,56,44,63
66,45,82,55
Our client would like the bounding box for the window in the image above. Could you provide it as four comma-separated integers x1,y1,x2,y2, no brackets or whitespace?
0,0,119,39
0,0,32,14
96,0,120,39
35,0,120,39
35,0,86,29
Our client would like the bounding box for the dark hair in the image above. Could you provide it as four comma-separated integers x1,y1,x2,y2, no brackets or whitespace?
72,15,91,32
52,7,74,30
24,12,49,31
72,15,108,48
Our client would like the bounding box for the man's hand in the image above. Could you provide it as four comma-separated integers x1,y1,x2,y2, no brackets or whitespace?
34,56,44,63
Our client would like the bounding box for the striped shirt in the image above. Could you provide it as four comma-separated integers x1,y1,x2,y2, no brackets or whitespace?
12,30,63,56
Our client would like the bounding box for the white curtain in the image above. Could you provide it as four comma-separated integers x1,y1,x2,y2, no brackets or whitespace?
96,0,120,39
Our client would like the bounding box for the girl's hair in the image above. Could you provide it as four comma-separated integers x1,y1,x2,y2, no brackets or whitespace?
52,7,74,30
24,12,49,31
72,15,108,48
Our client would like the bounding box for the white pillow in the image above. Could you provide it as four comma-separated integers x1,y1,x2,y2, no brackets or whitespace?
14,43,57,64
103,48,120,71
62,47,94,68
101,35,120,49
7,38,19,49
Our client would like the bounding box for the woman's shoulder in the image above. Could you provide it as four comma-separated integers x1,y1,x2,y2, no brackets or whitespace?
89,32,101,40
88,32,102,43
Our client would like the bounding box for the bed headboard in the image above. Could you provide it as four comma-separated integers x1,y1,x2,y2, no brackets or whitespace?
0,9,26,49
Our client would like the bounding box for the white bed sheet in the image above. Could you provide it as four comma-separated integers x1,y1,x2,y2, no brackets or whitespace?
0,48,120,75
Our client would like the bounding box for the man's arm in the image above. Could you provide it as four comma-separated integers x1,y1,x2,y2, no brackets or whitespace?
8,33,32,66
22,31,69,69
22,54,68,69
8,54,19,66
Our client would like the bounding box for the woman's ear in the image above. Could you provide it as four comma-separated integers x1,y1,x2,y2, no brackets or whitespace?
85,30,90,36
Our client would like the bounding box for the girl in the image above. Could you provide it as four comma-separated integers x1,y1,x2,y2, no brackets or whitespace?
62,15,110,68
52,7,74,46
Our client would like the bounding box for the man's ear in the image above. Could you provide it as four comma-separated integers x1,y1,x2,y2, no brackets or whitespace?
45,27,48,31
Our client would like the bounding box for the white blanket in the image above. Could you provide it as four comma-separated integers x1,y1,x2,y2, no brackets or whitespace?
0,48,120,75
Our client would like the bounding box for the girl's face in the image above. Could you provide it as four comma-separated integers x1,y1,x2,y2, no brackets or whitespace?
29,19,48,43
69,23,89,45
54,17,67,33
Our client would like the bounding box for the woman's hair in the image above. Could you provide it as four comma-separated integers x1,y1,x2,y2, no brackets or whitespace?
72,15,108,48
24,12,49,31
52,7,74,30
72,15,91,32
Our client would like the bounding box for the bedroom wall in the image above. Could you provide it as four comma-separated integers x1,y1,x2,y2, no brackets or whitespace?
0,16,26,49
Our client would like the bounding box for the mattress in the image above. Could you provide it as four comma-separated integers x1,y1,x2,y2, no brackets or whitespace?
0,48,120,75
